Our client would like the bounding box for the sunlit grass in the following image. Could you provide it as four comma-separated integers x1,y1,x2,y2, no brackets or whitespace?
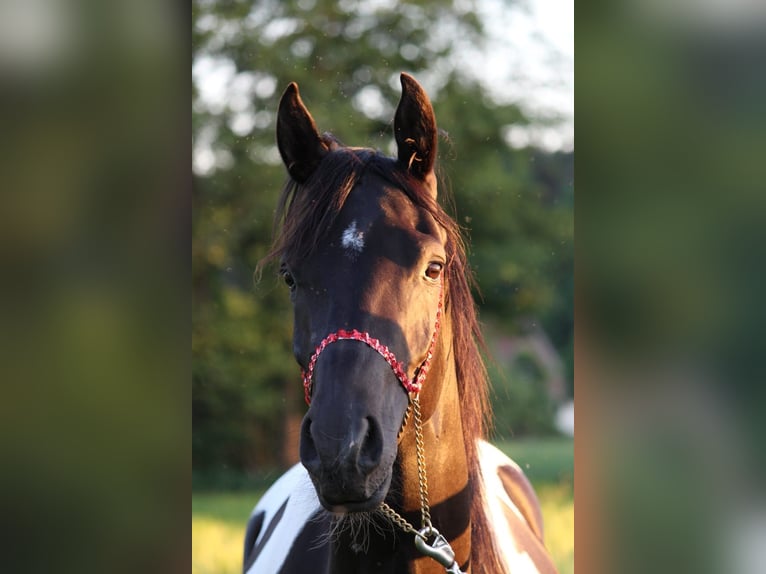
536,482,574,574
192,517,245,574
192,438,573,573
192,490,263,574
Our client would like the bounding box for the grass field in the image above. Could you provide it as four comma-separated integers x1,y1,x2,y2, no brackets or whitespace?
192,437,573,574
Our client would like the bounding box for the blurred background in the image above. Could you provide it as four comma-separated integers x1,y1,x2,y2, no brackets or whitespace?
577,2,766,573
1,1,186,573
192,0,573,572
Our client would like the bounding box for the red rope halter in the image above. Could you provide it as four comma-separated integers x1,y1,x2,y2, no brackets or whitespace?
301,283,443,405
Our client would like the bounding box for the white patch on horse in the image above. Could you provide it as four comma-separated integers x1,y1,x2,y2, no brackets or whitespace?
341,220,365,259
245,463,322,574
478,440,540,573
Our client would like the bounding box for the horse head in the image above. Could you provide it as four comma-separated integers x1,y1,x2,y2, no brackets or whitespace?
274,74,447,513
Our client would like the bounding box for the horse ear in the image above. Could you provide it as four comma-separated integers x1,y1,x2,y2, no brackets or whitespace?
394,73,438,190
277,82,329,182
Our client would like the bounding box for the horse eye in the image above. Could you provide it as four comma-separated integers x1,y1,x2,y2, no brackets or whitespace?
425,262,443,280
281,270,296,289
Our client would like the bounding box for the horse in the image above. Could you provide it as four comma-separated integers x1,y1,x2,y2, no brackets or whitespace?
244,73,558,574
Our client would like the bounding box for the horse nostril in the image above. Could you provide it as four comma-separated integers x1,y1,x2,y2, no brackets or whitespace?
358,416,383,474
299,416,320,474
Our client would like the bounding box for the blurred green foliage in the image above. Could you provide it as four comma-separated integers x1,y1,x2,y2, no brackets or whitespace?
192,0,573,473
0,1,186,571
577,6,766,574
490,354,558,437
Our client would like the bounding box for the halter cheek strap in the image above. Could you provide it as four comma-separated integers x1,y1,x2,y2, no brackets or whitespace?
301,282,443,405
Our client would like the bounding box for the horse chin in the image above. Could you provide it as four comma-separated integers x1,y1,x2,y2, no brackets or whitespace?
314,469,392,514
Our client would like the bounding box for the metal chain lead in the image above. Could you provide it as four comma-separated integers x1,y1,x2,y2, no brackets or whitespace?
378,501,420,537
377,395,464,573
377,393,431,536
411,394,432,530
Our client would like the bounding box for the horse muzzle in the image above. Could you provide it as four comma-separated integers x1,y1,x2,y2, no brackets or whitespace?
300,412,395,512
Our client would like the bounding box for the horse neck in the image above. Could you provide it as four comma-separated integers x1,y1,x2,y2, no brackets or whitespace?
395,311,472,573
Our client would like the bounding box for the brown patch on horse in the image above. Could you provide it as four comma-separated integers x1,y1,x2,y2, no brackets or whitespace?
500,501,559,574
497,463,546,542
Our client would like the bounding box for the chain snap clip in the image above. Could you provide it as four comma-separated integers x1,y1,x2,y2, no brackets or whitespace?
413,526,464,573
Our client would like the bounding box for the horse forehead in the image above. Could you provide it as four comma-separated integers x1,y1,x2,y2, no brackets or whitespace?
342,178,417,223
332,185,420,255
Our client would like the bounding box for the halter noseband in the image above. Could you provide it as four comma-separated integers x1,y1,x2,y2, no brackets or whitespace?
301,282,443,405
